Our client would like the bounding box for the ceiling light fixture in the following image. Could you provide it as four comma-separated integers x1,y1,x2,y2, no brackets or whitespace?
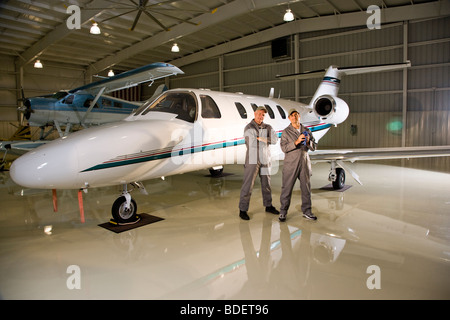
171,43,180,52
108,70,114,77
90,22,101,35
283,8,294,22
34,60,43,68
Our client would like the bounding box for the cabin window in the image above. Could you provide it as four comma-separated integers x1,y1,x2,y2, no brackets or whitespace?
200,95,221,119
102,99,111,108
114,101,123,108
83,99,98,108
251,103,274,119
277,105,286,119
63,95,74,104
139,91,197,123
264,104,275,119
235,102,247,119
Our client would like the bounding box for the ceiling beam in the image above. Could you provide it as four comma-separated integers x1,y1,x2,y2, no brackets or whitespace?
18,0,115,67
87,0,296,73
170,1,450,68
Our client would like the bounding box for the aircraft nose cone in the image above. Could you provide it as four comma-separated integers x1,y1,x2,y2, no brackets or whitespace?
10,140,80,189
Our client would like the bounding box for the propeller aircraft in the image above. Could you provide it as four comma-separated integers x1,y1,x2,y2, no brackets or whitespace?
1,62,182,165
20,62,183,137
9,62,450,224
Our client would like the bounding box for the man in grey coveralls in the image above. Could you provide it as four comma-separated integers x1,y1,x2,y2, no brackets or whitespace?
279,108,317,222
239,106,280,220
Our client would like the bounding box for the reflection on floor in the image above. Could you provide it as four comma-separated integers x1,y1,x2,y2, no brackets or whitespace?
0,162,449,299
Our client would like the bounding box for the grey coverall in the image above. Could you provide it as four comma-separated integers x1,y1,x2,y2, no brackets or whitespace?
239,119,278,212
279,123,317,216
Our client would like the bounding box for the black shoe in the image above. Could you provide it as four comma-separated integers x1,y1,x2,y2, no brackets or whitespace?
265,205,280,215
303,212,317,221
279,213,286,222
239,210,250,220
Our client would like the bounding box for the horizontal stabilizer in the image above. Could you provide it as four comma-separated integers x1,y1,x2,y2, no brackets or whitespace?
276,61,411,81
338,61,411,76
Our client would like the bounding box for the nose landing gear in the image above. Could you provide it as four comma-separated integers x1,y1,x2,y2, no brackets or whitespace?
111,183,147,225
112,195,138,224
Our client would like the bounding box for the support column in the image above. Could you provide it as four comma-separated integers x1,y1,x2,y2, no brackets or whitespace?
14,58,24,122
402,21,408,148
218,55,224,92
294,34,300,102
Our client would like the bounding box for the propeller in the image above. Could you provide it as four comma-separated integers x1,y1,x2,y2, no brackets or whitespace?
95,0,216,31
131,0,148,31
16,87,33,124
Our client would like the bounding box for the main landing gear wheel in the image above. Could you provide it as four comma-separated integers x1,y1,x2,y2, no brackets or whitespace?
111,196,138,224
332,167,345,190
209,167,223,177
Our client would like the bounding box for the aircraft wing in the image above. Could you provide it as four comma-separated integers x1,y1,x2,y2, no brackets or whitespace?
309,145,450,162
1,140,49,157
69,62,183,95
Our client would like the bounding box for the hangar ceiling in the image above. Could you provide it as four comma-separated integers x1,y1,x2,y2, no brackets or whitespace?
0,0,448,76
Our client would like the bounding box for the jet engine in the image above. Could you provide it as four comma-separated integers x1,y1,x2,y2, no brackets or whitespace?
312,95,349,125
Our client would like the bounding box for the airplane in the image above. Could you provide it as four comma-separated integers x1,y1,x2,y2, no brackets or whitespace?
9,62,450,225
18,62,183,138
1,62,182,162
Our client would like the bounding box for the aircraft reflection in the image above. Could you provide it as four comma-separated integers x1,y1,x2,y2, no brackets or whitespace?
2,164,449,299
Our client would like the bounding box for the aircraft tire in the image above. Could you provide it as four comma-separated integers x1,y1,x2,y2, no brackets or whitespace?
209,167,223,177
112,196,137,224
332,167,345,190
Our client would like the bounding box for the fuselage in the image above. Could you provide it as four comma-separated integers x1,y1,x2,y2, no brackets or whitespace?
10,88,341,190
24,93,141,127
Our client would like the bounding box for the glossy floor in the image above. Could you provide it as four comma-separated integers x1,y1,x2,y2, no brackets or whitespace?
0,162,449,300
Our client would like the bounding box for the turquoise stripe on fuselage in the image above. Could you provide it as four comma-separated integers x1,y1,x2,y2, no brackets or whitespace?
81,123,332,173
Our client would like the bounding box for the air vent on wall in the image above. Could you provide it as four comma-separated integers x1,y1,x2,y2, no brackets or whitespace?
271,36,291,60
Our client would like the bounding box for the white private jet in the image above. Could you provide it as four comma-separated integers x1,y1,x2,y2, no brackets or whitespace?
9,62,450,224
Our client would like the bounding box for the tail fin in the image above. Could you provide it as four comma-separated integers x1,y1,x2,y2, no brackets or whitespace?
276,61,411,105
310,62,411,105
310,66,341,104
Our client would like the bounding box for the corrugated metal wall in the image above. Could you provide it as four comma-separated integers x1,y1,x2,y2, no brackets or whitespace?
163,15,450,172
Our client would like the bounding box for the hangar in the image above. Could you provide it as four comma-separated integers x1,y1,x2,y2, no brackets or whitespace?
0,0,449,301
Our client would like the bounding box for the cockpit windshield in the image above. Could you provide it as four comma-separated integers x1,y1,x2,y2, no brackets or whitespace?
52,91,69,100
134,91,197,123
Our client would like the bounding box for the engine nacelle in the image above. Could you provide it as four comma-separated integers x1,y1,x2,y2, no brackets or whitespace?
312,95,349,125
